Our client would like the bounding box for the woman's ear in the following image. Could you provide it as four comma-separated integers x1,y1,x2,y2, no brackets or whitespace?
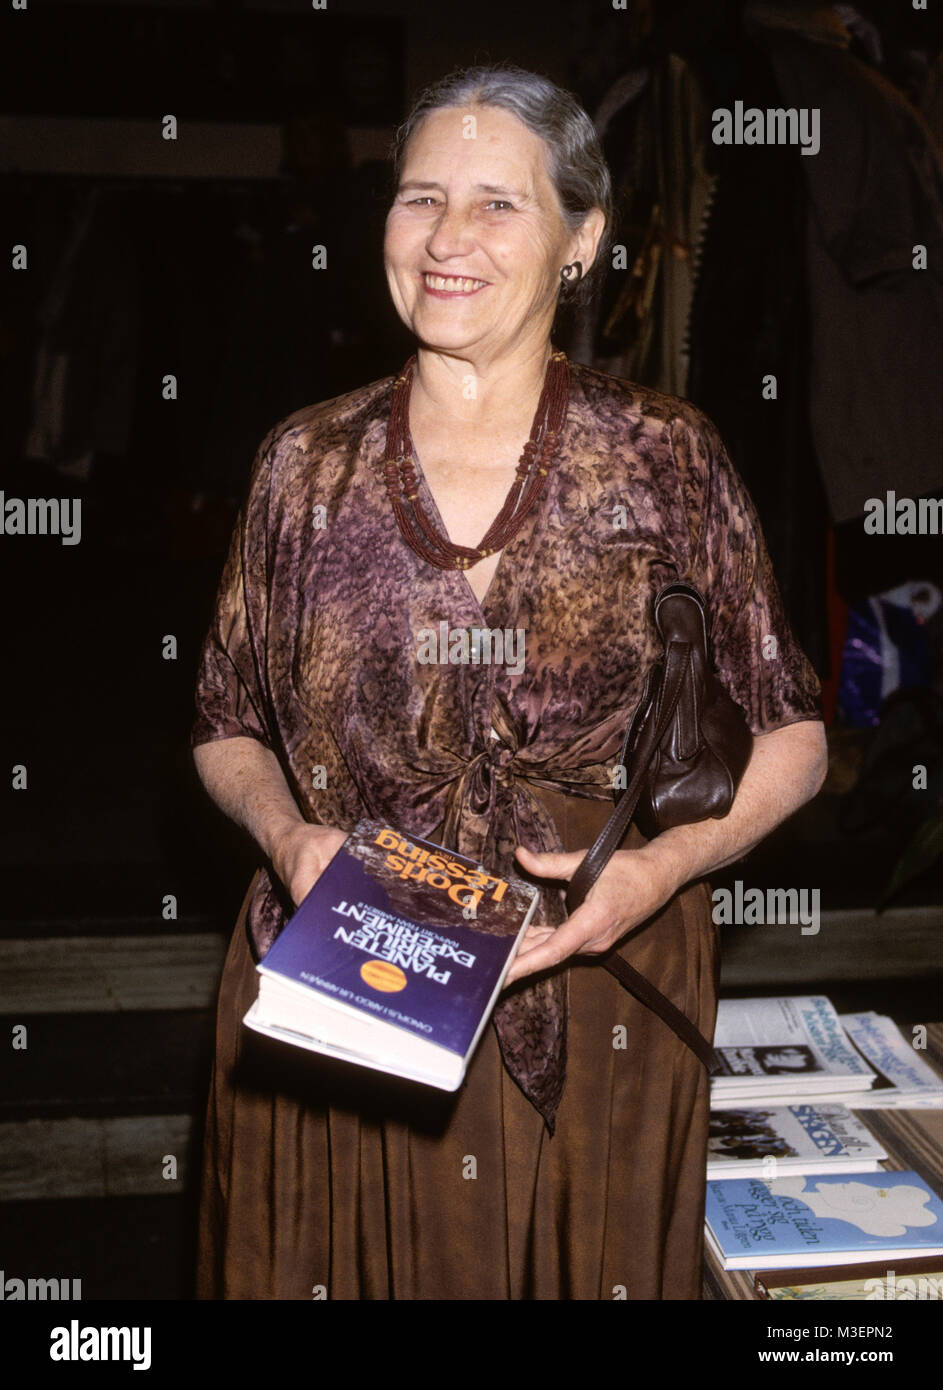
571,207,607,280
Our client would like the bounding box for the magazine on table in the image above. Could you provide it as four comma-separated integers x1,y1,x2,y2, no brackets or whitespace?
839,1012,943,1109
707,1102,887,1178
709,995,876,1109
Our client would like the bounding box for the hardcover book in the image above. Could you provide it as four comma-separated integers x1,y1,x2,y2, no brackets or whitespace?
705,1170,943,1270
754,1255,943,1300
243,819,539,1091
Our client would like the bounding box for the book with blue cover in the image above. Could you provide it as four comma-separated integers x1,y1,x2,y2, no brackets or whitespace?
243,819,539,1090
839,1012,943,1108
705,1169,943,1270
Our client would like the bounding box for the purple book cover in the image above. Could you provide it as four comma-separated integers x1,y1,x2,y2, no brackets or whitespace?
258,819,538,1056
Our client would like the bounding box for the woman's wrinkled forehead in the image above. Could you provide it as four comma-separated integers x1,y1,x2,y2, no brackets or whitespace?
396,104,559,204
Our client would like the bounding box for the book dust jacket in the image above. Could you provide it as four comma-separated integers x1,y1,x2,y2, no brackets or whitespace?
258,819,538,1056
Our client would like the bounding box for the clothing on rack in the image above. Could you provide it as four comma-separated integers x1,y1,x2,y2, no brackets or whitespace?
767,32,943,525
569,51,713,401
24,186,140,475
685,37,830,674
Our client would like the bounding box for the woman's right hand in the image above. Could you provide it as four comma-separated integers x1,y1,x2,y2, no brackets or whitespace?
270,822,349,908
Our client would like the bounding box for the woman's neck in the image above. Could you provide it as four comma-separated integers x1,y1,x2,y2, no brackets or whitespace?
410,338,554,431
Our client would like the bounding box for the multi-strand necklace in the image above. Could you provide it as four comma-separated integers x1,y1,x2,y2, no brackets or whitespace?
382,349,570,571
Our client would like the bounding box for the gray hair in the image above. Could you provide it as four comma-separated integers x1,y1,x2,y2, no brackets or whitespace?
389,63,612,305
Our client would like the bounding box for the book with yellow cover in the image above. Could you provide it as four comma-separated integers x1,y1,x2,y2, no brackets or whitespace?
755,1255,943,1300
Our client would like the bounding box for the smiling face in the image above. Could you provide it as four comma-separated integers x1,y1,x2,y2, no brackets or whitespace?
384,104,596,366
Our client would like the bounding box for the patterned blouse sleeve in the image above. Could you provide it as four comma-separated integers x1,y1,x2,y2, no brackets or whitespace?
670,408,823,736
190,428,278,750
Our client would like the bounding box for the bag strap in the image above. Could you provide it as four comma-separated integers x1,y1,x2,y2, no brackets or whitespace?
565,638,691,912
564,636,721,1076
602,952,720,1073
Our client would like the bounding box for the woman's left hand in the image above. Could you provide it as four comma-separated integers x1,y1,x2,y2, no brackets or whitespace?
503,841,682,986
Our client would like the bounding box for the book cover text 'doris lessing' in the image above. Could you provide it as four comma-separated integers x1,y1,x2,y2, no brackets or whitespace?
265,820,537,1053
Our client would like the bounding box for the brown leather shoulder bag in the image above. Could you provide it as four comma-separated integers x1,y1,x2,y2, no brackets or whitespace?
565,582,754,1072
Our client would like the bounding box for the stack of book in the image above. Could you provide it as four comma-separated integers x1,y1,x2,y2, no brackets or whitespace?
704,993,943,1297
710,996,877,1108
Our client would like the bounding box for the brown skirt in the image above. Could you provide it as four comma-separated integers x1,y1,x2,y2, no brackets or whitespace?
196,789,720,1300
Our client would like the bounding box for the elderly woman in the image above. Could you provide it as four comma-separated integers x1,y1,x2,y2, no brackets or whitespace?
192,64,825,1300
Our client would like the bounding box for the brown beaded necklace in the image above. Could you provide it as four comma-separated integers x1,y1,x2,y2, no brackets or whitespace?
382,348,570,571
